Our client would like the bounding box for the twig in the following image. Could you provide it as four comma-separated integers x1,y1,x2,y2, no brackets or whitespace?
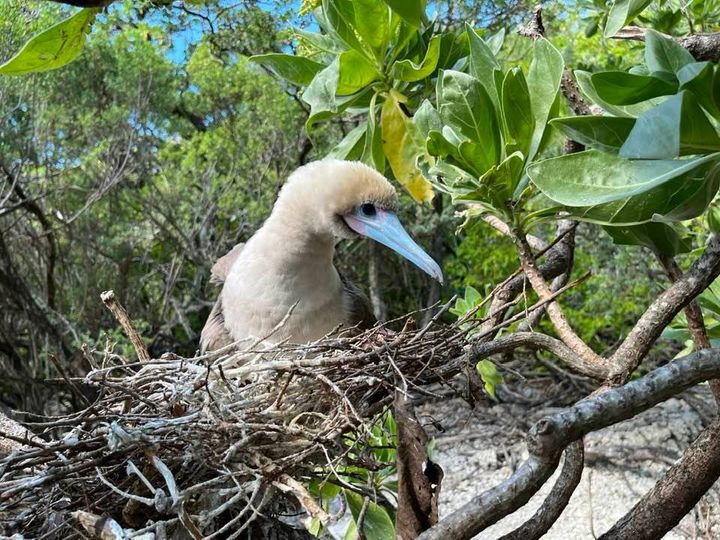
100,290,150,362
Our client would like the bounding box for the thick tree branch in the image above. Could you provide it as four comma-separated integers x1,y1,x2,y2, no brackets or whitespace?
600,416,720,539
498,440,585,540
421,349,720,540
609,235,720,381
612,26,720,62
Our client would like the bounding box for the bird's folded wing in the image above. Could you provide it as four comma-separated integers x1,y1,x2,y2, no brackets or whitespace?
200,297,233,353
210,242,245,284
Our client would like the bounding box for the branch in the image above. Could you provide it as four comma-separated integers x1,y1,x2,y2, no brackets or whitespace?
512,228,609,371
609,235,720,381
100,290,150,362
600,416,720,539
462,332,608,379
657,254,720,405
611,26,720,62
421,348,720,539
498,440,584,540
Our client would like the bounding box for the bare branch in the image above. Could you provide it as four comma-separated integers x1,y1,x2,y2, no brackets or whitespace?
100,290,150,362
609,235,720,381
421,348,720,539
601,416,720,539
498,440,585,540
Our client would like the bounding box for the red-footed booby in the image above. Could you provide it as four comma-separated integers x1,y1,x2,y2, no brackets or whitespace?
200,159,443,352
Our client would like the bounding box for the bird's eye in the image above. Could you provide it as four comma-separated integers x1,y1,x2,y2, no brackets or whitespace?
359,203,377,217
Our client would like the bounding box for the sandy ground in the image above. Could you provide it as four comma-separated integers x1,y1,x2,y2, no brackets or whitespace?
418,388,720,539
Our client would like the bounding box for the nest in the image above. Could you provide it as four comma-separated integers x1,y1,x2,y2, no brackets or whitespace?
0,314,468,538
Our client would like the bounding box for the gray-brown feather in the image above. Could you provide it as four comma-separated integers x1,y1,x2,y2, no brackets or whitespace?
339,271,376,330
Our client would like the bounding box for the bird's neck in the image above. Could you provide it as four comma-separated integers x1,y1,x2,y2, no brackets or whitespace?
262,208,337,264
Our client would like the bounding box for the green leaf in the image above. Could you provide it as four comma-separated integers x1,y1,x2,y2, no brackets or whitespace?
604,0,653,38
476,359,503,399
302,58,340,129
323,0,367,54
604,222,691,256
644,29,695,75
337,50,381,95
412,99,442,138
527,150,720,207
677,62,720,119
575,70,660,117
485,28,505,56
294,27,345,55
0,8,97,75
620,92,720,159
352,0,390,58
328,123,367,160
392,35,442,82
526,38,564,161
570,163,720,225
362,93,385,172
437,70,500,174
381,90,434,202
550,116,636,153
345,490,395,540
466,24,501,111
249,53,325,86
502,67,534,158
381,0,425,27
591,72,678,106
456,152,524,207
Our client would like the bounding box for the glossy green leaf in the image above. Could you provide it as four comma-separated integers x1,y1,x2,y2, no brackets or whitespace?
476,360,503,399
0,8,97,75
249,54,325,86
502,67,534,157
644,29,695,75
591,71,678,106
604,0,653,38
323,0,367,54
526,37,564,161
345,490,395,540
466,25,501,111
437,70,500,174
392,35,442,82
337,50,380,95
620,92,720,159
678,62,720,118
527,150,720,207
381,0,425,27
604,222,691,256
302,58,340,129
575,70,660,117
570,163,720,225
455,152,524,208
328,123,367,160
352,0,390,57
550,116,636,153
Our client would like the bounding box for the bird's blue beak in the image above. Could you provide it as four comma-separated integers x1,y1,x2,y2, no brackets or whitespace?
344,206,444,283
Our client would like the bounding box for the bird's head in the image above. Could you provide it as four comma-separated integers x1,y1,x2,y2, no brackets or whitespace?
274,159,443,282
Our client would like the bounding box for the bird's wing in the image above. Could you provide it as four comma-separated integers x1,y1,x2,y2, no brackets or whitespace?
200,296,234,353
338,270,376,330
201,242,245,352
210,242,245,284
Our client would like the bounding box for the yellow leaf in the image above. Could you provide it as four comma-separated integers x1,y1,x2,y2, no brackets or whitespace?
380,90,434,203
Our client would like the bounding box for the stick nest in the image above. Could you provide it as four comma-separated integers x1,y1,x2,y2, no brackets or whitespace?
0,318,468,538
